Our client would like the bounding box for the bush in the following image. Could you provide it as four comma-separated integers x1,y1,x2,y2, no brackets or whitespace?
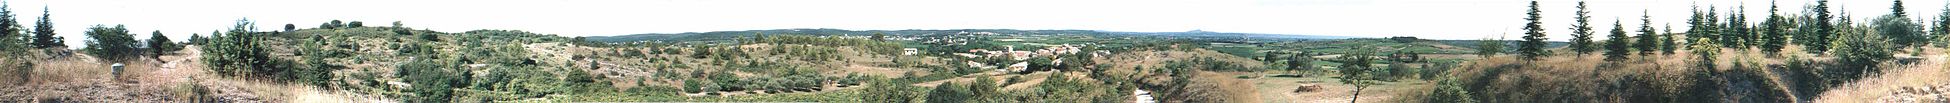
347,21,364,28
924,82,970,103
864,78,920,103
401,59,462,102
1425,78,1476,103
83,24,138,61
203,19,286,78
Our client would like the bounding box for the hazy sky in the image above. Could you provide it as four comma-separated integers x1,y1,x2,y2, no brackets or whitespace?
10,0,1949,47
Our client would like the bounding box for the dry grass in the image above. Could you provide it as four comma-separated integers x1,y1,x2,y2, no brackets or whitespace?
1813,48,1950,103
1435,47,1806,102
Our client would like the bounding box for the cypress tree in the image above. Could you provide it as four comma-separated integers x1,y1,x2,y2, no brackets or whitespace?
1760,1,1790,55
1568,1,1597,55
1605,19,1630,61
1518,1,1550,60
1637,12,1659,56
29,6,57,48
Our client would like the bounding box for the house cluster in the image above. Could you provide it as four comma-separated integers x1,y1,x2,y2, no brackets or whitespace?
953,44,1089,72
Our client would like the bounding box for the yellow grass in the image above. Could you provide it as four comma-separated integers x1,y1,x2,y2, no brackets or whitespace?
1813,47,1950,103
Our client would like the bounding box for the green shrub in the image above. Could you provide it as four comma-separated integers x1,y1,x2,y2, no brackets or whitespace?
82,24,138,61
1425,78,1475,103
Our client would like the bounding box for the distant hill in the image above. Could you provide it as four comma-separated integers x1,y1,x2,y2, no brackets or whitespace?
583,28,1355,43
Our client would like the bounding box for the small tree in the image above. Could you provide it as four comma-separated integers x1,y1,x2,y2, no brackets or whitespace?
83,24,137,61
29,7,60,48
346,21,364,28
1339,48,1378,103
1604,19,1631,61
1760,2,1790,55
1567,1,1597,55
283,24,295,32
146,30,178,56
1517,1,1550,60
1286,52,1314,75
1636,12,1659,56
1475,37,1505,58
871,32,887,41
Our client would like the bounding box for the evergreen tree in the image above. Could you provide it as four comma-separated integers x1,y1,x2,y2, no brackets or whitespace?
1760,1,1790,55
1833,22,1893,77
1568,1,1597,55
202,18,279,76
0,1,26,68
1878,0,1928,50
29,6,58,48
146,30,176,56
1938,3,1950,48
1808,0,1835,54
1604,19,1631,61
283,24,295,32
1518,1,1550,60
1724,6,1750,48
1637,12,1659,56
187,33,204,45
1686,5,1714,49
1690,38,1720,69
1662,23,1678,55
0,1,20,50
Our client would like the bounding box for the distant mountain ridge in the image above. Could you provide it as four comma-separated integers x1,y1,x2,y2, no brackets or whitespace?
583,28,1358,42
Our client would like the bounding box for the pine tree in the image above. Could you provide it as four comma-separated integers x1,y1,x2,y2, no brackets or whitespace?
29,6,58,48
1686,5,1714,50
1938,3,1950,48
1662,23,1678,55
1808,0,1835,54
1877,0,1927,50
0,1,25,62
1568,1,1597,55
1760,1,1790,55
202,18,277,76
1637,12,1659,56
1705,6,1723,48
146,30,175,57
0,1,19,48
1518,1,1550,60
1690,38,1720,69
1725,5,1751,49
1604,19,1631,61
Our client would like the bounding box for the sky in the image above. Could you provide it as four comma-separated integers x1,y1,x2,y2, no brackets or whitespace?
8,0,1950,48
